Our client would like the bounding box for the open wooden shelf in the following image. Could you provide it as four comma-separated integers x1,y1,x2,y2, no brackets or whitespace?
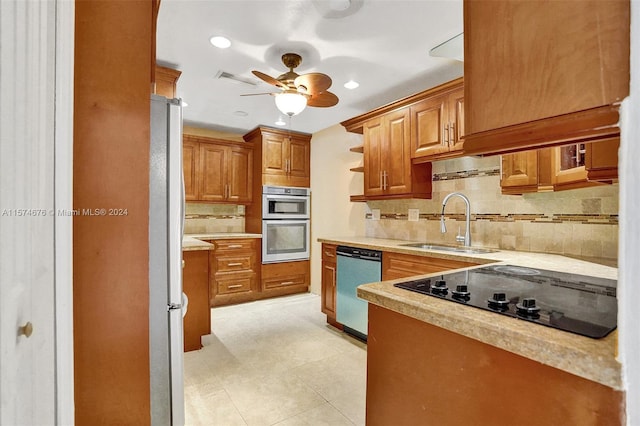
349,145,364,153
350,166,365,173
350,194,367,202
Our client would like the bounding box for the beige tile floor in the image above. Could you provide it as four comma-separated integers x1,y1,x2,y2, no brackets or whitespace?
183,293,367,426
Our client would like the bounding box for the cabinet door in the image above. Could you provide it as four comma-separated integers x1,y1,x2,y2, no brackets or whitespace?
410,95,448,158
363,117,384,196
288,137,310,179
383,108,412,195
262,133,287,176
501,151,539,195
552,141,618,190
585,139,619,182
199,143,227,202
321,244,337,319
448,87,465,152
182,138,199,201
227,146,252,203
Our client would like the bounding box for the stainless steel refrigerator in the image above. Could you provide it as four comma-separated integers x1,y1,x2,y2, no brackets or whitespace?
149,94,185,425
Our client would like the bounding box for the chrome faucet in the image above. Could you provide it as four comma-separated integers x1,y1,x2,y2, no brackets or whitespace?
440,192,471,247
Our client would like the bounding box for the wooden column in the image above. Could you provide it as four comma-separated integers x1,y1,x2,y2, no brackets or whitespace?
74,1,153,423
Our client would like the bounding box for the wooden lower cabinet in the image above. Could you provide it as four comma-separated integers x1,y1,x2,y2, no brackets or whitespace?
320,244,341,328
319,247,480,325
209,238,259,307
382,251,478,280
366,304,623,426
261,260,310,297
182,250,211,352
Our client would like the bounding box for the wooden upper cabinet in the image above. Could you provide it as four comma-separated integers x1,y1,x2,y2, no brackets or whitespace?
410,83,464,160
501,141,617,195
243,126,311,188
182,134,253,204
463,0,629,155
154,65,181,98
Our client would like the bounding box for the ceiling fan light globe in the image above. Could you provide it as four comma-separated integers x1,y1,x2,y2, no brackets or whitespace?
275,92,307,116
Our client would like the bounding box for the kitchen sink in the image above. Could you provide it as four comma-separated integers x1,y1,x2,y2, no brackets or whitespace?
399,243,498,254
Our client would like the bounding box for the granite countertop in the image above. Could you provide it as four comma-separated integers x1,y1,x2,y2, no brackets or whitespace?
318,236,620,389
182,233,262,251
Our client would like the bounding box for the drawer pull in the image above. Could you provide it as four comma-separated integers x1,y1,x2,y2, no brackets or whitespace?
227,262,243,267
280,281,294,286
227,284,244,289
228,244,243,249
324,251,335,257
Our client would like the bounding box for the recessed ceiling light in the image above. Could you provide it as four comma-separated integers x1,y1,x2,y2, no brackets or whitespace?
233,110,248,117
344,80,359,90
210,36,231,49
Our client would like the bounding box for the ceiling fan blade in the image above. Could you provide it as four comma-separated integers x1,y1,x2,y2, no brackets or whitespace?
252,70,287,88
240,92,277,96
294,73,332,94
307,91,339,107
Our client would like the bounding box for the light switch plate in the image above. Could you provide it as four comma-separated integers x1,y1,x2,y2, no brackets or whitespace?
371,209,381,220
237,205,245,215
408,209,419,222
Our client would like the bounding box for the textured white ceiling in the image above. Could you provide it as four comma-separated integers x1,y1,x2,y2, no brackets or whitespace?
157,0,463,135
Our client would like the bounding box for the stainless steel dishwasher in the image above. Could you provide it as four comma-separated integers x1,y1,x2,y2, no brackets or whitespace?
336,246,382,340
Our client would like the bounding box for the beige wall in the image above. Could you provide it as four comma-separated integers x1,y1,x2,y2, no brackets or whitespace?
309,125,368,294
366,156,619,260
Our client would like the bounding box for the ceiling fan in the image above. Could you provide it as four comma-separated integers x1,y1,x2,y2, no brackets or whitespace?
244,53,339,117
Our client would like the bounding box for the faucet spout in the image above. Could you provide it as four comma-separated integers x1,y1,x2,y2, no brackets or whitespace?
440,192,471,247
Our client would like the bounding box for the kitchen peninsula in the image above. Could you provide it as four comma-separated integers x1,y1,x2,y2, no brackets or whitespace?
319,237,622,425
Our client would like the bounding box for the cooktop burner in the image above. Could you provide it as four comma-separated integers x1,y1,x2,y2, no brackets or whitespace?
394,264,617,338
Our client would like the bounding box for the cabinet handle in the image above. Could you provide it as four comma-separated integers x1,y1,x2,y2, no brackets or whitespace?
450,122,456,144
444,123,449,144
228,244,243,249
227,284,243,289
227,262,243,266
383,171,388,190
280,281,294,286
324,251,335,257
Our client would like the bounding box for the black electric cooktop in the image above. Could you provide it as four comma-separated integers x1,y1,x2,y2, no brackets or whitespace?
394,264,617,338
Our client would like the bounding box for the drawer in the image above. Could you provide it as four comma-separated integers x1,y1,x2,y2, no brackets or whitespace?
382,252,477,280
215,253,254,272
216,274,254,295
322,244,337,262
213,239,256,251
262,273,307,290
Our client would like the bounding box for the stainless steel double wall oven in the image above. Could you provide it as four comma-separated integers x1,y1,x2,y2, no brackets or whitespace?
261,185,310,263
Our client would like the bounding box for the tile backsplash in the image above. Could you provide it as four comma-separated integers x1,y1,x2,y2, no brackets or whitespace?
184,203,244,234
365,156,618,260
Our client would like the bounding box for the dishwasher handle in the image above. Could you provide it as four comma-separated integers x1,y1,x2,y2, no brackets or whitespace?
336,246,382,262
